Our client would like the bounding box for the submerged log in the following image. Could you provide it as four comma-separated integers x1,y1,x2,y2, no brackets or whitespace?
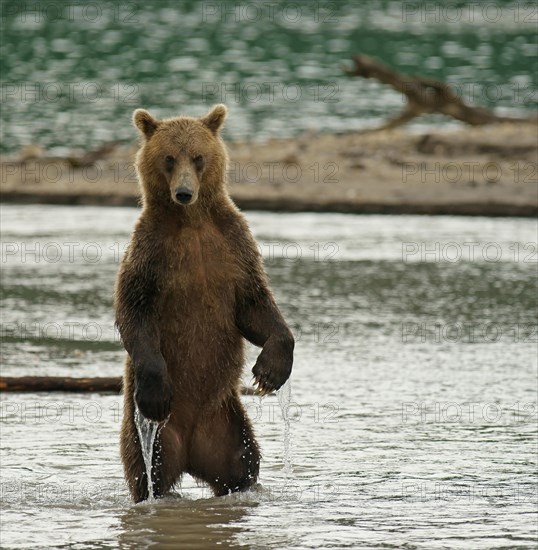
345,54,537,131
0,376,122,393
0,376,260,395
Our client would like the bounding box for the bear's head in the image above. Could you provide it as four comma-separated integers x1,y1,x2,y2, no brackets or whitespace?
133,104,228,212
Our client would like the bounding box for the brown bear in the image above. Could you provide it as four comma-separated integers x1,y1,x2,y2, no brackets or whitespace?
115,104,294,502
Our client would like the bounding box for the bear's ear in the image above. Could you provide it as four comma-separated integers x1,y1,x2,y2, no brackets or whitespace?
133,109,160,139
200,104,227,134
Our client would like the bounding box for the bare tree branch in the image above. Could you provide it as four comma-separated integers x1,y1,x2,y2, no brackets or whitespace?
345,54,537,131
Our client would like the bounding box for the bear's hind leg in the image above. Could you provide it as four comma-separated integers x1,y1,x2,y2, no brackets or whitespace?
187,393,260,496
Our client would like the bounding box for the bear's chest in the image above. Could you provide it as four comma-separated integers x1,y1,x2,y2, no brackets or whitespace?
159,226,241,310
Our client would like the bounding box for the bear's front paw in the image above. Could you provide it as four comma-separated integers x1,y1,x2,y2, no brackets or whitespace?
252,338,293,395
134,373,172,422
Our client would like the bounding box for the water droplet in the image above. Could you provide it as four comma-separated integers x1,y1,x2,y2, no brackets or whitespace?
277,380,294,478
134,405,161,501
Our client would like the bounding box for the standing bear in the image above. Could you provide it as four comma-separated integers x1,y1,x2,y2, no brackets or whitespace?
115,104,294,502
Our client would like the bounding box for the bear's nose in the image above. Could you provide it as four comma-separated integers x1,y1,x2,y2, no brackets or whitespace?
175,187,193,204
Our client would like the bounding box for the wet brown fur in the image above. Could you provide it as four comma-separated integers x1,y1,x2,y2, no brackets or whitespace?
115,105,294,502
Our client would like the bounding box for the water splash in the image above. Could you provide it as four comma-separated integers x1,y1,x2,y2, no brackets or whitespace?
277,379,293,478
134,406,160,502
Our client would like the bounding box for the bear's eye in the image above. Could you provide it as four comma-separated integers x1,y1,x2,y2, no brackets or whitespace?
164,155,175,170
193,155,204,171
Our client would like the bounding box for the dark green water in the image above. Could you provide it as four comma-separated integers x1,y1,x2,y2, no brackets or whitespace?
1,0,537,152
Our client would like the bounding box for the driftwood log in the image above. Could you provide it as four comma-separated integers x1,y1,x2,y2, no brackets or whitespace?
0,376,122,393
0,376,259,395
345,54,536,131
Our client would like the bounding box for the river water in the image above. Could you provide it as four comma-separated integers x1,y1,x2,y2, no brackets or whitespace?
2,0,536,153
0,205,537,548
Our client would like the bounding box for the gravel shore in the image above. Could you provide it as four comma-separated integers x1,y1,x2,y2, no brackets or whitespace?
1,122,536,217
